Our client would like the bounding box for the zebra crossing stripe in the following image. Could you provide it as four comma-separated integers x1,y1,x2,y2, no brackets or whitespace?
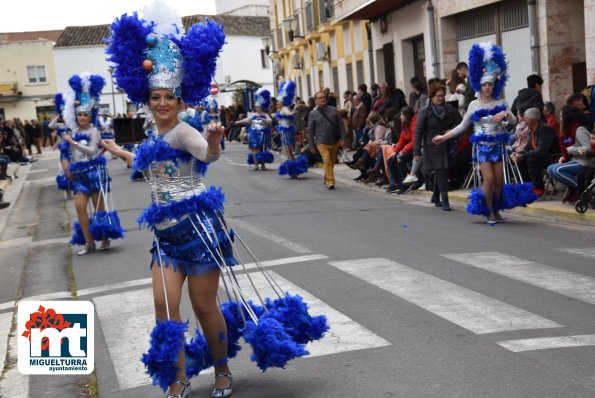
557,248,595,260
328,258,561,334
93,288,154,390
497,334,595,352
442,252,595,306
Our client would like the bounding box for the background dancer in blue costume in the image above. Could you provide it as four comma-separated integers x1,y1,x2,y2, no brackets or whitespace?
275,80,308,178
235,88,274,170
434,42,535,224
103,3,327,398
62,72,124,253
50,93,73,197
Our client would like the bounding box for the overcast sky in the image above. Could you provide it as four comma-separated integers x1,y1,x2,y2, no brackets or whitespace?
3,0,217,33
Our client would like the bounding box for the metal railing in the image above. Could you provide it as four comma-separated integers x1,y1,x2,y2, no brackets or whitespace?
319,0,335,24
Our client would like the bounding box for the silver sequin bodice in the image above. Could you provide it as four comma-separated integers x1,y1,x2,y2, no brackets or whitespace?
148,159,206,205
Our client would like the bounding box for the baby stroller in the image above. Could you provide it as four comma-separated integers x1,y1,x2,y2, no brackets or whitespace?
575,174,595,213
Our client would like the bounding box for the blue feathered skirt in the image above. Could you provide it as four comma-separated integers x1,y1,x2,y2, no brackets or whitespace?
69,157,110,195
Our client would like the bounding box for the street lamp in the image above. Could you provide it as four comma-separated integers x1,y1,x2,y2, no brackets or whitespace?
107,67,116,116
261,36,278,55
283,16,304,42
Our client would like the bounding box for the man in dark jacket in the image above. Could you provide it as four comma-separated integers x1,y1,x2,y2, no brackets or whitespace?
358,84,372,112
512,107,558,195
351,95,369,147
308,90,345,189
511,74,544,118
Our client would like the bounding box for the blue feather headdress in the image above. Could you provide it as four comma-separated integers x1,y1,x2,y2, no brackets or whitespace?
63,72,106,130
207,97,219,114
254,88,271,111
468,42,508,100
277,80,296,107
105,1,226,107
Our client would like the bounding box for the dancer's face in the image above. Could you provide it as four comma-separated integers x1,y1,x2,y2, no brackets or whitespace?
77,112,91,129
481,82,494,98
149,89,180,125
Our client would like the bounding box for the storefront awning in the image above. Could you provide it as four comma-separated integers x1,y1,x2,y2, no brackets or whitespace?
335,0,414,22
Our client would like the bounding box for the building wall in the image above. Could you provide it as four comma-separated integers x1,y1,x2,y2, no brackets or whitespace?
216,0,269,15
586,0,595,84
0,40,56,120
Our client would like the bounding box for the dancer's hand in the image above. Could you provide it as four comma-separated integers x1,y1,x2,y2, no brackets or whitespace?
206,122,223,148
432,134,447,145
492,111,507,123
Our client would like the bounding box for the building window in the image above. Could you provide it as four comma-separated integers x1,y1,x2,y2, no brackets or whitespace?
260,50,270,69
0,108,5,121
307,74,312,97
332,66,339,95
346,63,354,92
318,70,324,90
297,76,303,99
356,60,364,87
26,65,47,84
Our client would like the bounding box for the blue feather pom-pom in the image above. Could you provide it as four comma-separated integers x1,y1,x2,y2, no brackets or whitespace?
247,152,255,165
185,329,213,378
180,19,226,106
265,293,329,345
90,211,125,240
255,151,274,164
56,174,70,191
220,301,244,359
242,316,309,372
466,188,491,216
141,320,188,392
278,155,308,177
499,182,537,209
70,221,86,245
54,93,65,114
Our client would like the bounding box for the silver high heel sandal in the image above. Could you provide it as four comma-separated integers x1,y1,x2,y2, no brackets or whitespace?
211,373,233,398
77,242,96,255
166,380,191,398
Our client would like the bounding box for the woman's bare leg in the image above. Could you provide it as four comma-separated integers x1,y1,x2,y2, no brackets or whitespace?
73,193,93,245
480,162,495,219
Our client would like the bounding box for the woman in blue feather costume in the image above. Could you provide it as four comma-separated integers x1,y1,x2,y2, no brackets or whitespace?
103,4,327,398
275,80,308,178
235,88,274,170
433,43,536,224
50,93,73,196
60,72,124,253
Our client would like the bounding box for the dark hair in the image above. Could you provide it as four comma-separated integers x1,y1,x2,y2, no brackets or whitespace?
456,62,468,70
428,82,446,98
543,101,556,115
400,106,414,123
358,84,368,92
383,107,399,123
410,76,420,85
561,105,588,133
566,93,589,108
527,74,544,88
427,78,439,87
412,81,424,93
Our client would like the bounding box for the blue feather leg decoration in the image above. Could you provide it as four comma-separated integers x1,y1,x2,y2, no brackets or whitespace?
184,329,213,378
265,293,329,345
70,222,86,245
220,301,244,359
141,320,188,392
278,155,308,177
466,188,492,216
255,151,274,164
56,174,70,191
242,316,309,372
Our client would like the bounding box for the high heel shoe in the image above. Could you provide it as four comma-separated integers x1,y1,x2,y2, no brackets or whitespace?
167,380,191,398
77,242,96,255
212,373,233,398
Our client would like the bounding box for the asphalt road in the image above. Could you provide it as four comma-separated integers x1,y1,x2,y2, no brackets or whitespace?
1,143,594,398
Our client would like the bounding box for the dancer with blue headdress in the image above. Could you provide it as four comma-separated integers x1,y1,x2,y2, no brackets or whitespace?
275,80,308,178
433,42,536,224
102,3,328,397
50,93,73,196
61,72,125,253
236,88,274,170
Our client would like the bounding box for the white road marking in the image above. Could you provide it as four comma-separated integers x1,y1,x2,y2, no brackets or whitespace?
27,168,48,174
228,270,391,358
0,237,68,250
0,291,72,311
77,278,152,298
329,258,561,334
230,219,312,254
498,334,595,352
557,248,595,260
93,288,155,390
0,312,13,375
443,252,595,305
26,176,55,185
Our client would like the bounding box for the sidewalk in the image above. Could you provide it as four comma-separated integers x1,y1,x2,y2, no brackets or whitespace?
320,162,595,227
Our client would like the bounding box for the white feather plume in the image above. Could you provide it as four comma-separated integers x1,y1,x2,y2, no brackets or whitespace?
63,91,77,130
141,0,184,39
